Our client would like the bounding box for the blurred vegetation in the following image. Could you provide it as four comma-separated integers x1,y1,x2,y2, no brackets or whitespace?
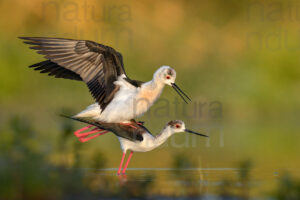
0,116,300,199
0,116,157,199
171,153,202,197
218,159,253,199
1,0,300,198
272,173,300,200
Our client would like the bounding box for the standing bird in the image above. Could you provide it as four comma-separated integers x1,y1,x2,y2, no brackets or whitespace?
63,116,208,175
20,37,191,126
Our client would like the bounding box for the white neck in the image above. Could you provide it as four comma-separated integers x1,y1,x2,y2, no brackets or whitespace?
138,78,165,103
143,77,165,90
152,127,175,148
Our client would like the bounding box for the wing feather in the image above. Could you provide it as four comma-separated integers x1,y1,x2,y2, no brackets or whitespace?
29,60,82,81
20,37,128,111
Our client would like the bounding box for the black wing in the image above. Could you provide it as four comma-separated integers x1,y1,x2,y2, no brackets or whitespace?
29,60,82,81
62,115,146,142
20,37,128,111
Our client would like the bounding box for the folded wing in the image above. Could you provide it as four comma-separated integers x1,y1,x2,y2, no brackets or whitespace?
62,115,146,142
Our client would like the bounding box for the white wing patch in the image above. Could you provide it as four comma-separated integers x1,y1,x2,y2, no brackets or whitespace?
74,103,101,118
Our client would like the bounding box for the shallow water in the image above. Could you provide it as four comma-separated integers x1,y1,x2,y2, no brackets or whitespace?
78,167,300,198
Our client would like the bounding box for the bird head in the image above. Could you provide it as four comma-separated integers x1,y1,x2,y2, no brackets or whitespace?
153,66,191,103
153,65,176,85
167,120,208,137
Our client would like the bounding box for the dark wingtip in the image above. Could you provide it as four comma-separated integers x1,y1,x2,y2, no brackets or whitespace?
19,36,31,41
60,114,102,129
60,114,71,119
19,37,29,44
60,114,78,121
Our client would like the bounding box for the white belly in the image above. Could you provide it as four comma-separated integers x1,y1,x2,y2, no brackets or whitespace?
118,134,157,152
75,76,164,123
95,80,163,122
95,85,139,122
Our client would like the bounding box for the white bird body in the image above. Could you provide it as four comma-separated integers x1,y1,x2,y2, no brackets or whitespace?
118,126,173,152
75,72,166,123
21,37,191,124
65,117,207,175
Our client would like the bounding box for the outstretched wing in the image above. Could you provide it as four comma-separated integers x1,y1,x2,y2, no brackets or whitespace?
29,60,83,81
20,37,127,111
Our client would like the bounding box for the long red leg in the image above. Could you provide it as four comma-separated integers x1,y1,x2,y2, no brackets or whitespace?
117,152,126,175
78,130,109,142
74,125,94,137
76,128,102,137
74,125,109,143
122,151,133,174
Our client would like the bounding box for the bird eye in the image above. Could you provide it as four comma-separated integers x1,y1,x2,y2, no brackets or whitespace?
175,124,181,129
166,75,171,79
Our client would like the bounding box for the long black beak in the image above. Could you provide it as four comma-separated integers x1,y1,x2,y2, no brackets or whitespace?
171,83,191,104
185,129,208,137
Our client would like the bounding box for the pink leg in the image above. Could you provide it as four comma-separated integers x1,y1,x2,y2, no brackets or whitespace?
78,130,109,142
117,152,126,175
76,128,103,137
74,125,94,137
74,125,109,143
122,151,133,174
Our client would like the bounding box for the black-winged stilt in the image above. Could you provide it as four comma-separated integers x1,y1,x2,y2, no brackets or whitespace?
63,116,208,175
20,37,191,123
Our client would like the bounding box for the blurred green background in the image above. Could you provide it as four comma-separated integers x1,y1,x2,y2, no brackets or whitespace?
1,0,300,199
